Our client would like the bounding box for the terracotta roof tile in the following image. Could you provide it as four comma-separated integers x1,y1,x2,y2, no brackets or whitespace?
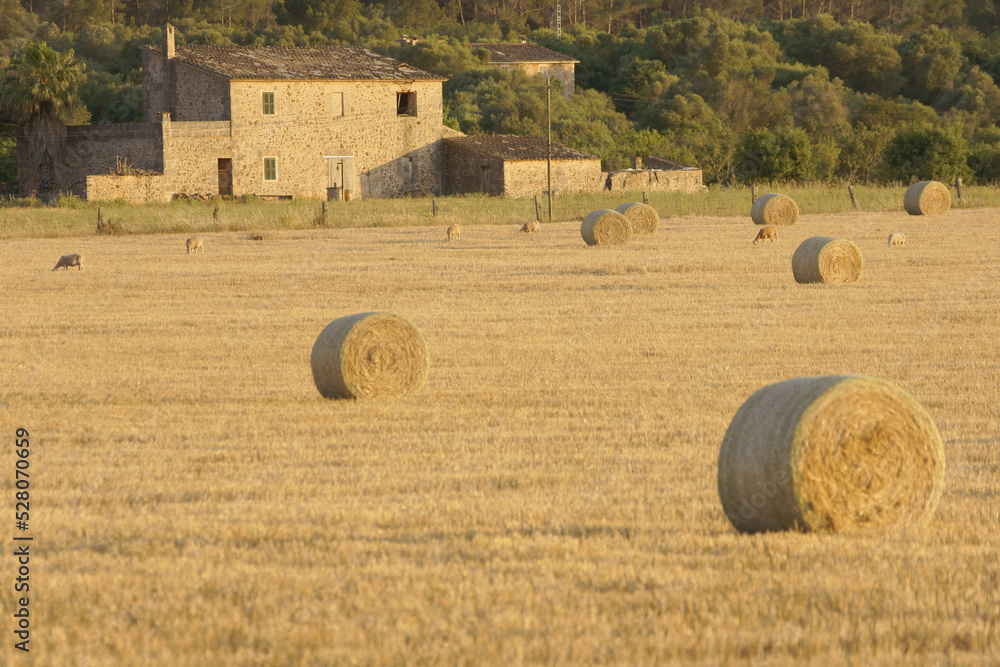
146,45,444,81
470,43,579,64
447,135,596,161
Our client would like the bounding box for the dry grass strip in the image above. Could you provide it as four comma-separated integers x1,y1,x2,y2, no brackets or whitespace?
581,209,633,246
904,181,951,215
615,202,659,234
750,193,799,226
310,312,429,399
717,375,946,534
792,236,863,284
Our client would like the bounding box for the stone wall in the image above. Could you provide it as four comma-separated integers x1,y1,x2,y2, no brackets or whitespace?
502,159,603,198
161,120,232,197
85,173,168,203
16,123,162,197
172,64,229,121
603,168,706,194
141,48,165,122
441,139,505,195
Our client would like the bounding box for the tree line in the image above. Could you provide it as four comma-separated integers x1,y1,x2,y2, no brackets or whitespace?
3,1,1000,194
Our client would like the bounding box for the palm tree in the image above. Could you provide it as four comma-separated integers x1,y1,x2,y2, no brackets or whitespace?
0,42,85,199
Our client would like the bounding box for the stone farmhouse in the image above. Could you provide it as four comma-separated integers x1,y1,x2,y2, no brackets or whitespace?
470,40,578,97
17,23,461,202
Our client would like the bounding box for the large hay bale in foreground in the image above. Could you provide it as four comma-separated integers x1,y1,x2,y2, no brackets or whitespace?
311,312,429,399
614,202,659,234
904,180,951,215
792,236,863,284
581,209,633,246
750,193,799,226
718,375,946,534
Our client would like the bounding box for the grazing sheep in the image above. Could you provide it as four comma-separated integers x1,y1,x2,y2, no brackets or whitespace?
446,224,461,241
52,253,83,271
888,232,906,247
186,237,204,254
753,226,778,244
517,220,541,234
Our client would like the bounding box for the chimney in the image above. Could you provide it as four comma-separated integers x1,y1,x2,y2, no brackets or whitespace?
163,23,175,59
519,35,527,44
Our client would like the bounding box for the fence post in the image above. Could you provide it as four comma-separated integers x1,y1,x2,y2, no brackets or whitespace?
751,184,757,203
321,201,328,226
848,184,859,210
642,190,649,205
955,176,963,204
534,195,541,221
432,199,437,216
97,207,104,233
213,204,219,220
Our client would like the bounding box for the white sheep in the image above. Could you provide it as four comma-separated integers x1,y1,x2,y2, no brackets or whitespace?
446,224,461,241
888,232,906,247
186,237,204,254
52,253,83,271
753,226,778,244
517,220,541,234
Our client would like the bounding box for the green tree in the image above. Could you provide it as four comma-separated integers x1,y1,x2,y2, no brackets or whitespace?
838,122,896,184
774,16,904,97
272,0,359,32
784,72,850,137
734,127,814,184
880,122,970,182
0,42,86,198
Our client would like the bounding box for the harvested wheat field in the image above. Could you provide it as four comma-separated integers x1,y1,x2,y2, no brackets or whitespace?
2,207,999,664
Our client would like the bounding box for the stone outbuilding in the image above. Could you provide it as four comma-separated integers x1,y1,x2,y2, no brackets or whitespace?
17,23,460,202
470,41,578,97
443,134,602,197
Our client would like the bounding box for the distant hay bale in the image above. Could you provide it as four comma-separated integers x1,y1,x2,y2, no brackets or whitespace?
310,312,429,400
792,237,863,284
718,375,946,534
904,181,950,215
581,209,633,246
750,193,799,226
614,202,659,234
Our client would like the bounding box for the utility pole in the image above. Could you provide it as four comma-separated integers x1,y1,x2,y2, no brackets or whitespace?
546,76,552,222
556,3,562,38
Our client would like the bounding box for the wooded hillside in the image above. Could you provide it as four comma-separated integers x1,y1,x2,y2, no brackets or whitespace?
3,0,1000,192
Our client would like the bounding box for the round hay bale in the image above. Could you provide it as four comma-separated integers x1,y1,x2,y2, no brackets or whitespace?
750,193,799,226
614,202,659,234
718,375,946,534
310,312,429,400
904,180,950,215
581,209,633,246
792,236,863,284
